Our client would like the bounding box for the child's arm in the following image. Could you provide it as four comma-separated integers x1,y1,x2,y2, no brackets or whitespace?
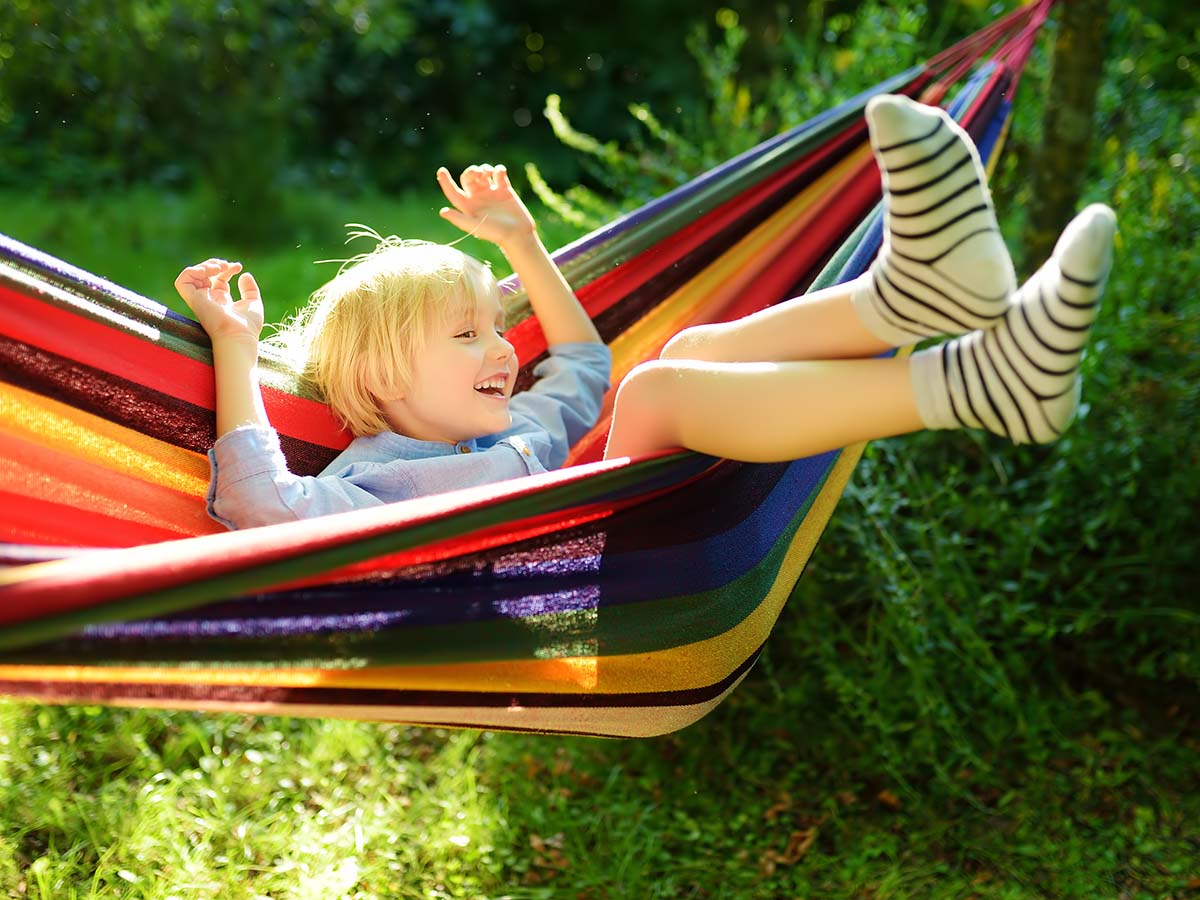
174,259,270,436
176,260,394,529
437,164,602,347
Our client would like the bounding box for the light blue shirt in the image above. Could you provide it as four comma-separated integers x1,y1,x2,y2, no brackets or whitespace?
206,342,611,530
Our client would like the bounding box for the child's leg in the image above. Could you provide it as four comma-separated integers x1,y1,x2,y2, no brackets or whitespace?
605,205,1114,461
662,94,1015,365
660,285,894,364
604,355,923,461
911,204,1115,444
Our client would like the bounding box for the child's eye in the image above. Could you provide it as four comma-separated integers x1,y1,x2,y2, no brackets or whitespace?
455,329,477,339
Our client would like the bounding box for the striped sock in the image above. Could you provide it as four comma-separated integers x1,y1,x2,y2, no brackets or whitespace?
851,94,1016,346
910,204,1116,444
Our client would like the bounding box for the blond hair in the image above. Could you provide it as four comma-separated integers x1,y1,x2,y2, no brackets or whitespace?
267,230,500,436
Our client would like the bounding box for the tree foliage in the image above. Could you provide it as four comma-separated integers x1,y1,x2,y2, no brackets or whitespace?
0,0,743,191
528,2,930,227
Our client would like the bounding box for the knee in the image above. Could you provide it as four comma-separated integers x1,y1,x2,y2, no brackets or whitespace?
607,361,683,458
615,360,677,417
660,324,721,361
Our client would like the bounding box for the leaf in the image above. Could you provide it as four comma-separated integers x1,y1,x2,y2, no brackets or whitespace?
876,789,902,810
763,792,794,821
758,828,817,875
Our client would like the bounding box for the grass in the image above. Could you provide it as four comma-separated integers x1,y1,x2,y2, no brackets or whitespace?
1,672,1196,898
2,182,1198,898
0,183,584,325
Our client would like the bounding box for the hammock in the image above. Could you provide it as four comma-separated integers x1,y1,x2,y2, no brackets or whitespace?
0,3,1052,736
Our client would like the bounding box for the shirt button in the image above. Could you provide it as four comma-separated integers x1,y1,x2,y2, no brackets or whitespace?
521,446,532,456
458,445,471,454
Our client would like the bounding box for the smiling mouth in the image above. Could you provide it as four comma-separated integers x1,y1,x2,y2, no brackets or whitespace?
474,375,509,398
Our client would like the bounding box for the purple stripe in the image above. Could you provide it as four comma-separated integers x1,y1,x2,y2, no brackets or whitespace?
0,232,195,328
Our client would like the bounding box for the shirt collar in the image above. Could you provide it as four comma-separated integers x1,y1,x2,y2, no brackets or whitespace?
356,430,480,460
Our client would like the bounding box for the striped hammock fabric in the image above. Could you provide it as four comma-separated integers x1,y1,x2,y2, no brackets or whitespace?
0,3,1052,736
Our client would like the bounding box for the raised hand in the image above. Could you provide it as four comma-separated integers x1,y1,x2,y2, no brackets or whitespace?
174,258,264,346
436,164,536,248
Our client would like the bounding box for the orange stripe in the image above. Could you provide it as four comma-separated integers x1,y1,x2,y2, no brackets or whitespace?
0,382,210,496
0,433,221,542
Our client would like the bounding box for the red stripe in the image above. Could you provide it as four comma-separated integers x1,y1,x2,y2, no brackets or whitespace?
927,1,1037,73
0,284,348,449
0,454,680,622
0,491,187,547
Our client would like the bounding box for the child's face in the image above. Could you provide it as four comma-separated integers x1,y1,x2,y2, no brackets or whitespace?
380,289,516,443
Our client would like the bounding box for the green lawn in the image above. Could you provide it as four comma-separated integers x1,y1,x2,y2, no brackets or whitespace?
1,652,1196,899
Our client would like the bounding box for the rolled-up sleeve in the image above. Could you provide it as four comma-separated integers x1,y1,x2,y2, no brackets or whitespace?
207,425,383,530
502,342,611,469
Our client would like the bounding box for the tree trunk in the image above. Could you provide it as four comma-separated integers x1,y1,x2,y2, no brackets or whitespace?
1021,0,1111,268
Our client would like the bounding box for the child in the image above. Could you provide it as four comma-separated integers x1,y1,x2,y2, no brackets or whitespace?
178,162,611,528
177,95,1115,530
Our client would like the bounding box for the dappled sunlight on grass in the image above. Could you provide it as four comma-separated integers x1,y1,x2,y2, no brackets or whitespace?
2,635,1198,898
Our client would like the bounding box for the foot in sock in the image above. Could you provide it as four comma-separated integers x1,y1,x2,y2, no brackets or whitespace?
851,93,1017,346
909,204,1116,444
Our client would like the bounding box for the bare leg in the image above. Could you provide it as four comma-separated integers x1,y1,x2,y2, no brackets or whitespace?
660,283,893,364
604,356,922,462
610,204,1115,462
662,93,1016,367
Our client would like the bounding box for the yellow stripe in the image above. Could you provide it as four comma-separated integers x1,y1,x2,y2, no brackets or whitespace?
5,672,751,739
0,382,210,497
609,147,872,379
985,117,1010,180
0,438,218,538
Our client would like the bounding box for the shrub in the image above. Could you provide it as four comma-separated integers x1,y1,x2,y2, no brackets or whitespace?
537,2,1200,786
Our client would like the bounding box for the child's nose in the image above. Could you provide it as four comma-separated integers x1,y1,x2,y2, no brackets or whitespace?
489,332,515,360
